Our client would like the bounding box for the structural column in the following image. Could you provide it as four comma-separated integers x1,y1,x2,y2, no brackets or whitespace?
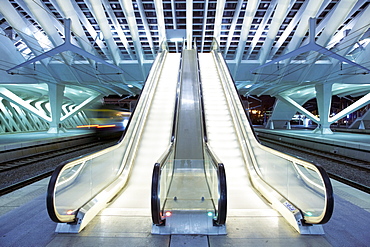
48,83,65,133
314,83,333,134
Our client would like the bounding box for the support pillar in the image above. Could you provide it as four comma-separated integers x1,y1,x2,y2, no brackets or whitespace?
266,120,274,129
313,83,333,134
286,121,291,129
359,120,365,130
48,83,65,133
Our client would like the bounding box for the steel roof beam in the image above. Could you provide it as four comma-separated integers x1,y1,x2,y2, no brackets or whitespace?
120,0,146,78
251,0,327,96
296,0,359,83
69,0,110,59
87,0,122,65
52,0,97,67
101,0,135,60
244,1,277,60
154,0,166,42
232,0,260,77
250,0,293,93
171,0,177,30
329,3,370,63
325,0,368,51
214,0,225,45
136,0,156,56
258,0,290,65
0,1,63,81
223,0,243,57
19,0,96,88
269,0,310,58
251,19,370,74
7,20,126,74
280,0,326,66
317,0,357,48
200,0,209,53
186,0,193,49
22,0,73,64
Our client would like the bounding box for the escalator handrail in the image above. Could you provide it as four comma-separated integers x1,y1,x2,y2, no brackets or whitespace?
151,46,184,225
210,39,334,224
47,44,170,223
216,163,227,225
151,163,163,225
204,144,227,225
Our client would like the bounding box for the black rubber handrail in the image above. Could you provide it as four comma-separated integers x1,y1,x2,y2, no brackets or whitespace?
210,38,334,225
203,145,227,226
216,163,227,225
312,164,334,224
151,163,163,225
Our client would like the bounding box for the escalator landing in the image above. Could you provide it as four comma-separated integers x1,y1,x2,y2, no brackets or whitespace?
1,178,370,246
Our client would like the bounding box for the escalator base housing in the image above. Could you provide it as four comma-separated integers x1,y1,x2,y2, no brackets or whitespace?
151,210,226,235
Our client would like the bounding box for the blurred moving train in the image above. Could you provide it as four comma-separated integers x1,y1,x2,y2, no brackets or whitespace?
77,106,131,140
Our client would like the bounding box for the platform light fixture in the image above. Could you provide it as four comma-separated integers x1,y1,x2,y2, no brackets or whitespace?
170,38,183,42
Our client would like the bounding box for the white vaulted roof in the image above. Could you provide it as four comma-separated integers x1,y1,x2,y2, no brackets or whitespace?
0,0,369,104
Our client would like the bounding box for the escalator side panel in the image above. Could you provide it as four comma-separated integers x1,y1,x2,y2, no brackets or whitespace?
107,53,181,211
48,52,180,232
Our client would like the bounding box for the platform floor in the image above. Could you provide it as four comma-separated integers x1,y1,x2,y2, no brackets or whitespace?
254,127,370,145
1,129,369,246
0,176,369,246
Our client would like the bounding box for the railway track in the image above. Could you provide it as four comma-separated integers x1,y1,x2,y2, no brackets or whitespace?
0,141,107,172
258,136,370,194
0,138,118,196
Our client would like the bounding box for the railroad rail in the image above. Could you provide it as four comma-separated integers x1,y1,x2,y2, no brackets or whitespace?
1,141,104,172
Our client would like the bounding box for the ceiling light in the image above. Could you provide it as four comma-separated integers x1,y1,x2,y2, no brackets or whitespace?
170,38,183,42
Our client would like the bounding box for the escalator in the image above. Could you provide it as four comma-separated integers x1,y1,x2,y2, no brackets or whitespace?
199,53,273,214
46,45,181,233
151,49,227,235
197,40,334,234
47,40,333,235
